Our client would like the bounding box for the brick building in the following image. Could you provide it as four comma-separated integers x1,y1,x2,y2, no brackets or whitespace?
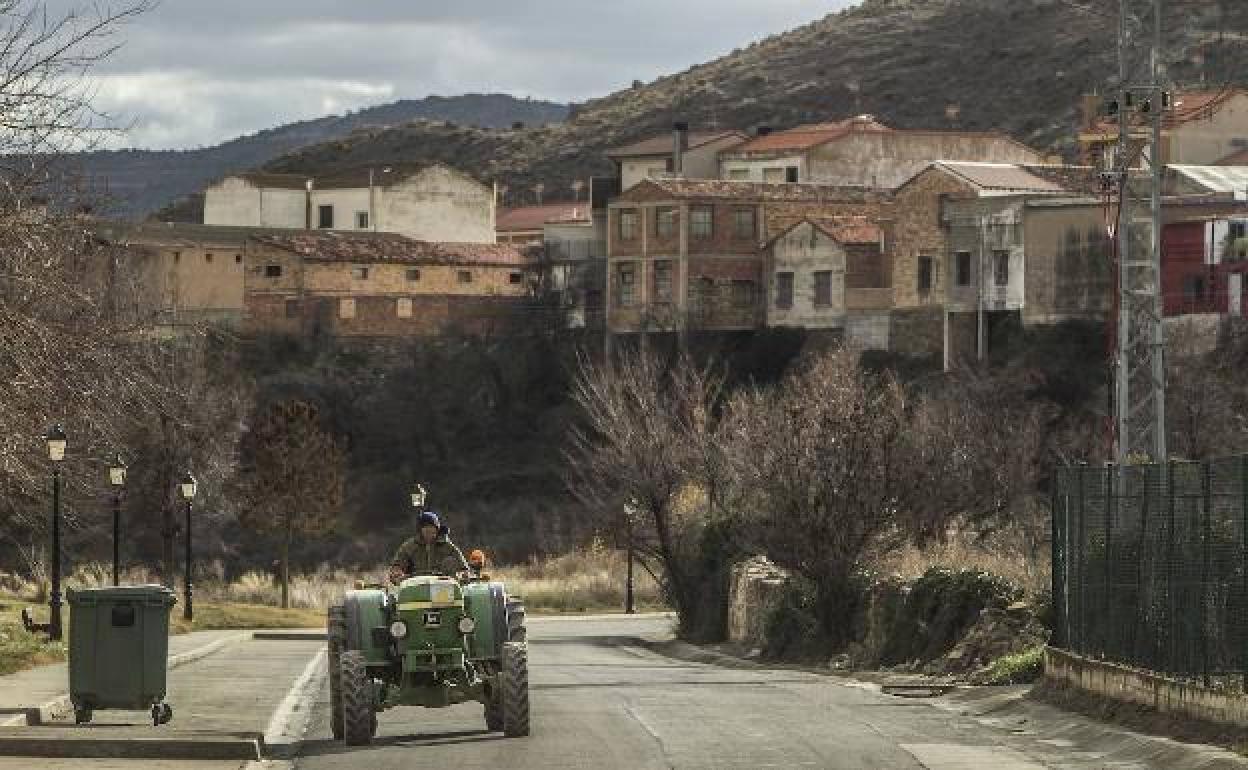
605,179,889,339
242,232,532,338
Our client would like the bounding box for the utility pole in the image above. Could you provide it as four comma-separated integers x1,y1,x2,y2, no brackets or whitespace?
1110,0,1168,466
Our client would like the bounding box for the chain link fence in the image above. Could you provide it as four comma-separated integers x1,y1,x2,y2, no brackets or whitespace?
1053,456,1248,683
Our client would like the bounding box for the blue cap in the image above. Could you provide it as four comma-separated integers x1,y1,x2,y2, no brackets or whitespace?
418,510,440,529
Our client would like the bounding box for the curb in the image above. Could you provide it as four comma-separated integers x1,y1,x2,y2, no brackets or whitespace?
0,730,264,760
253,631,327,642
3,631,251,728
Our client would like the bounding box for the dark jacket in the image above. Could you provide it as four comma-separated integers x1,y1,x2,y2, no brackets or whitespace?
391,536,468,577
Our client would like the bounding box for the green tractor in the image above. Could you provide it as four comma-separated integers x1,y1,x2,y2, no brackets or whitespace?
327,572,529,745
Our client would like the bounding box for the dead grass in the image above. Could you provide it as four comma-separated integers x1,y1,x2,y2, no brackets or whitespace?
495,542,665,613
874,529,1050,596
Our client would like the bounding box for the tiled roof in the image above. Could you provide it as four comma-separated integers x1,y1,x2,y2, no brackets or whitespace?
617,178,881,203
932,162,1067,193
605,131,747,158
727,117,891,154
496,203,590,232
1019,164,1102,194
252,232,529,266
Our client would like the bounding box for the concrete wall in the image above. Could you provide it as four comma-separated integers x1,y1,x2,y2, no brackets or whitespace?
808,132,1042,189
767,222,847,329
619,136,745,190
720,154,807,183
944,197,1027,313
1022,201,1112,325
620,158,670,192
309,188,372,231
376,167,496,243
1170,93,1248,165
1045,646,1248,729
204,177,307,228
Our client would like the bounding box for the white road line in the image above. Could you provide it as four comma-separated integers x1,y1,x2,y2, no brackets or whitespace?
263,647,328,753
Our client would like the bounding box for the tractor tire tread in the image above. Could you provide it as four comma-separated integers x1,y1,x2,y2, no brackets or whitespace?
340,650,374,746
327,605,347,740
501,641,530,737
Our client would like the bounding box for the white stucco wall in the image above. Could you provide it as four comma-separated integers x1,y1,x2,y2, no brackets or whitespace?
375,166,495,243
204,177,307,228
720,155,807,182
310,188,373,230
1171,93,1248,165
807,133,1042,189
767,222,847,329
620,158,669,191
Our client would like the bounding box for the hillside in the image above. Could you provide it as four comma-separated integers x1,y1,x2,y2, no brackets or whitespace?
77,94,566,220
242,0,1244,210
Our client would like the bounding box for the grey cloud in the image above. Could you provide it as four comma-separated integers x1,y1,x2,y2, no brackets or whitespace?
47,0,853,148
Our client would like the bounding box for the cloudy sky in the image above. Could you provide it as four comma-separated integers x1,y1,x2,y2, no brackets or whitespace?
54,0,854,150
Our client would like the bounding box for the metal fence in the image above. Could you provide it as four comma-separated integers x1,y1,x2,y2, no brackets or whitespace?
1053,456,1248,682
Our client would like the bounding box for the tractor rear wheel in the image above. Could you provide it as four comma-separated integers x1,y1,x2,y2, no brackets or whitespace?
501,642,530,737
340,651,375,746
327,605,347,740
506,599,527,643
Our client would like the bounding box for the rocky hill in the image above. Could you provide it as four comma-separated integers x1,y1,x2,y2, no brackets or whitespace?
77,94,566,220
230,0,1242,213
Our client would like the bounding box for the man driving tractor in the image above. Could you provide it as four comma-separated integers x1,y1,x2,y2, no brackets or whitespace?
389,509,469,582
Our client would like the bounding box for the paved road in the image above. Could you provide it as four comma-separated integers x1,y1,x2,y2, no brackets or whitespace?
291,614,1094,770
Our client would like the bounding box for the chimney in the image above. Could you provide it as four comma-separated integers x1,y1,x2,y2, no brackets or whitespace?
672,121,689,175
757,126,773,137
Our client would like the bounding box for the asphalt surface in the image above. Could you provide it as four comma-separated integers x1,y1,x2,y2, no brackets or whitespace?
290,614,1109,770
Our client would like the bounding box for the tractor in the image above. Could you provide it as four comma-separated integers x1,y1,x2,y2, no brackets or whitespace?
327,565,529,745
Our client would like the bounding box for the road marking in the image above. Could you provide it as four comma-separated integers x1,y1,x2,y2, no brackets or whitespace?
901,743,1049,769
262,647,327,756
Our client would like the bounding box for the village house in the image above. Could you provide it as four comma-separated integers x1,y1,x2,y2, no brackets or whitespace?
203,164,497,244
242,231,532,338
1159,165,1248,318
1078,89,1248,168
718,115,1045,189
605,178,889,340
496,202,590,247
605,125,748,191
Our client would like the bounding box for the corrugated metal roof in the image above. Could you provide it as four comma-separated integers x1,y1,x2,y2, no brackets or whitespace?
253,232,530,266
935,162,1067,192
1170,165,1248,198
605,131,747,158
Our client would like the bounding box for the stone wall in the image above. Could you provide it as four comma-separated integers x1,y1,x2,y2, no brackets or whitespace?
726,557,791,650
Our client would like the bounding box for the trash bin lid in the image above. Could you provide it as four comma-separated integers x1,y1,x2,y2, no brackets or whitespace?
68,585,177,605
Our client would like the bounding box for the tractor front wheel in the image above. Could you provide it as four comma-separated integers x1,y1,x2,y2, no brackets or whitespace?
506,599,527,643
484,683,504,732
340,651,375,746
327,605,347,740
501,642,530,737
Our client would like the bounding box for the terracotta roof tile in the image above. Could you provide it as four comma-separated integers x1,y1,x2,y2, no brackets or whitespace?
934,162,1067,192
605,131,747,158
728,117,891,155
769,216,882,248
617,178,882,203
496,204,590,232
252,231,529,266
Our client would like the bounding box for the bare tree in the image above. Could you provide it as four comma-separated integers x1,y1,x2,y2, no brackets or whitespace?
237,400,345,608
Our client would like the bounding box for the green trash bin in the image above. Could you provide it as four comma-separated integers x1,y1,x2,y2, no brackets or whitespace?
68,585,177,725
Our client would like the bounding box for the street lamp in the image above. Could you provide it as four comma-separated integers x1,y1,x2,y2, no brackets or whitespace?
46,425,67,640
108,454,127,586
179,471,197,622
411,483,427,511
623,498,639,615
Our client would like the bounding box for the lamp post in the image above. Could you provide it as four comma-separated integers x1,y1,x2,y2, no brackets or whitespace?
108,454,127,586
46,425,67,641
179,471,197,622
410,483,427,512
623,498,638,615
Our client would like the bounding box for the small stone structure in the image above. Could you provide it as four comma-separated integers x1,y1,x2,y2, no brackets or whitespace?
726,557,789,650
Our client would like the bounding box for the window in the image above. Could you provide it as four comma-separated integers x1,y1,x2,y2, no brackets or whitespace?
993,251,1010,286
406,268,421,282
690,206,713,239
617,263,637,306
1183,274,1206,300
785,166,799,183
775,271,794,309
731,280,755,308
318,204,334,229
813,271,833,307
264,265,282,278
284,299,299,319
728,169,750,181
338,298,356,319
205,252,214,263
1232,222,1247,240
656,207,677,238
396,298,413,318
733,209,756,240
653,260,673,303
351,266,369,281
618,209,639,241
509,272,524,285
918,256,934,292
234,254,242,264
955,251,972,287
356,211,369,229
457,270,473,284
172,251,181,263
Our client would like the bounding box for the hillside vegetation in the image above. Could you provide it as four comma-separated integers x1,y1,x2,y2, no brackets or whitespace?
254,0,1246,208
